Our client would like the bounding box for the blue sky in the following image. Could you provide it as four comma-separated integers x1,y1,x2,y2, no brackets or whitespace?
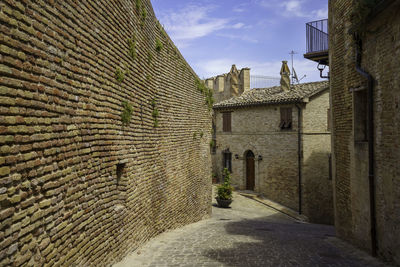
150,0,328,82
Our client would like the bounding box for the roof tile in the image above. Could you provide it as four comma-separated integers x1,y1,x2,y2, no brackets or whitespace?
213,81,329,109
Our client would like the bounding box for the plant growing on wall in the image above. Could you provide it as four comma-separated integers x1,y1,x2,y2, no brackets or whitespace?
121,101,133,125
206,88,214,110
127,38,136,61
141,6,147,27
115,67,125,83
195,78,215,110
155,39,163,52
136,0,141,11
209,139,215,148
195,78,206,94
151,99,159,127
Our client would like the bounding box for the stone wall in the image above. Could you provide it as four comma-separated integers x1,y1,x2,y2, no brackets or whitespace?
205,67,250,103
0,0,212,266
213,90,333,223
214,105,300,211
302,90,333,224
330,0,400,264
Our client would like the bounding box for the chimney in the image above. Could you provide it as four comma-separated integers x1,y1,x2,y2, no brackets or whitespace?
240,68,250,92
280,61,290,91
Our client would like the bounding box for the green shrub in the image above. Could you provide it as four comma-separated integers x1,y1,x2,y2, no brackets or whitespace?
216,168,233,200
155,39,163,52
115,67,125,83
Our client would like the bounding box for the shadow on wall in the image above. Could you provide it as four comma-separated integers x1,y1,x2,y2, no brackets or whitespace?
302,151,334,225
202,215,378,266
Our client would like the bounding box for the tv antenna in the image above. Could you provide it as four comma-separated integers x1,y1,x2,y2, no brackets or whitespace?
289,50,306,84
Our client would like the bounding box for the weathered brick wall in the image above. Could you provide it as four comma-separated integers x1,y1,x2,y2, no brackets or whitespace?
0,0,212,266
330,0,400,264
302,90,333,224
329,0,359,241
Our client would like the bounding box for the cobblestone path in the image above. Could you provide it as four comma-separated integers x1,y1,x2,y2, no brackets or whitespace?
114,191,390,267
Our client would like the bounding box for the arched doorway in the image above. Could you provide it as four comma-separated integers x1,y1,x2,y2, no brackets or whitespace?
246,150,255,190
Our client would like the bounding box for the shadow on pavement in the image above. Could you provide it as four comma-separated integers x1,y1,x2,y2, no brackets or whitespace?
202,213,385,267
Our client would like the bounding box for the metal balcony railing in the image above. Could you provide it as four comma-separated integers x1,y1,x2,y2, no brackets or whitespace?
306,19,328,54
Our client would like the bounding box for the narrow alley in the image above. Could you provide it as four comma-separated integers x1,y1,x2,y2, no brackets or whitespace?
114,190,387,267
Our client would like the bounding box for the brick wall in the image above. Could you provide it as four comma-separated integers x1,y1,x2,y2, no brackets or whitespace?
0,0,212,266
330,0,400,264
302,90,333,224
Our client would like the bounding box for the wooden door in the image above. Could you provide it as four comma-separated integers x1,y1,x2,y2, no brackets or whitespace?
246,151,255,190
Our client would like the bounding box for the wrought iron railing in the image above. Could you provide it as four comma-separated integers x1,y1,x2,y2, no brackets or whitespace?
306,19,328,54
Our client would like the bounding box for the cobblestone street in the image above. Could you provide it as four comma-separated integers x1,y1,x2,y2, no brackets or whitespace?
114,190,389,267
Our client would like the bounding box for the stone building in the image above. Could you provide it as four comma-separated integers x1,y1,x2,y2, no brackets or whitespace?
0,0,211,266
205,65,250,104
328,0,400,264
210,63,333,224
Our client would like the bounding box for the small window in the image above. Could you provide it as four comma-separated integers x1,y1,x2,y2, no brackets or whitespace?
222,112,232,132
223,150,232,173
280,107,292,130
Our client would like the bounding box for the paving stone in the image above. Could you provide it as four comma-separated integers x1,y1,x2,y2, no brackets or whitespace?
114,190,390,267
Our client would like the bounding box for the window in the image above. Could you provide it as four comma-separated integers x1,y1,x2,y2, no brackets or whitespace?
223,149,232,173
327,108,331,132
222,112,232,132
280,107,292,130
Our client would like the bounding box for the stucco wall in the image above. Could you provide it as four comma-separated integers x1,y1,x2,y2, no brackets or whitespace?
0,0,212,266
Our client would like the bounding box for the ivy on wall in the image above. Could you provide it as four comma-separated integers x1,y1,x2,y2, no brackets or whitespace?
195,78,215,111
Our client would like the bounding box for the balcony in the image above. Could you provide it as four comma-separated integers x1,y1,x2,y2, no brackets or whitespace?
304,19,329,65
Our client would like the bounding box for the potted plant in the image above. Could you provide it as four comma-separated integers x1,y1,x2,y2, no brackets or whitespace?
215,168,233,208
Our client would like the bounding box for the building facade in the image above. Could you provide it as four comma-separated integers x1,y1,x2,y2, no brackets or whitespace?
329,0,400,264
211,64,333,224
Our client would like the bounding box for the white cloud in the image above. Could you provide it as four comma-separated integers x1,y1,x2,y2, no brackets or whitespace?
311,7,328,19
159,5,229,48
231,23,245,29
194,58,324,83
257,0,328,19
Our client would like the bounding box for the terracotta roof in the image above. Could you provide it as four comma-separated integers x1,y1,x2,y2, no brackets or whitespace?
213,81,329,109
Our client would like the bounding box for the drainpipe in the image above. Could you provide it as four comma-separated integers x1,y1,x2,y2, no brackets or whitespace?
295,104,302,214
355,38,377,257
